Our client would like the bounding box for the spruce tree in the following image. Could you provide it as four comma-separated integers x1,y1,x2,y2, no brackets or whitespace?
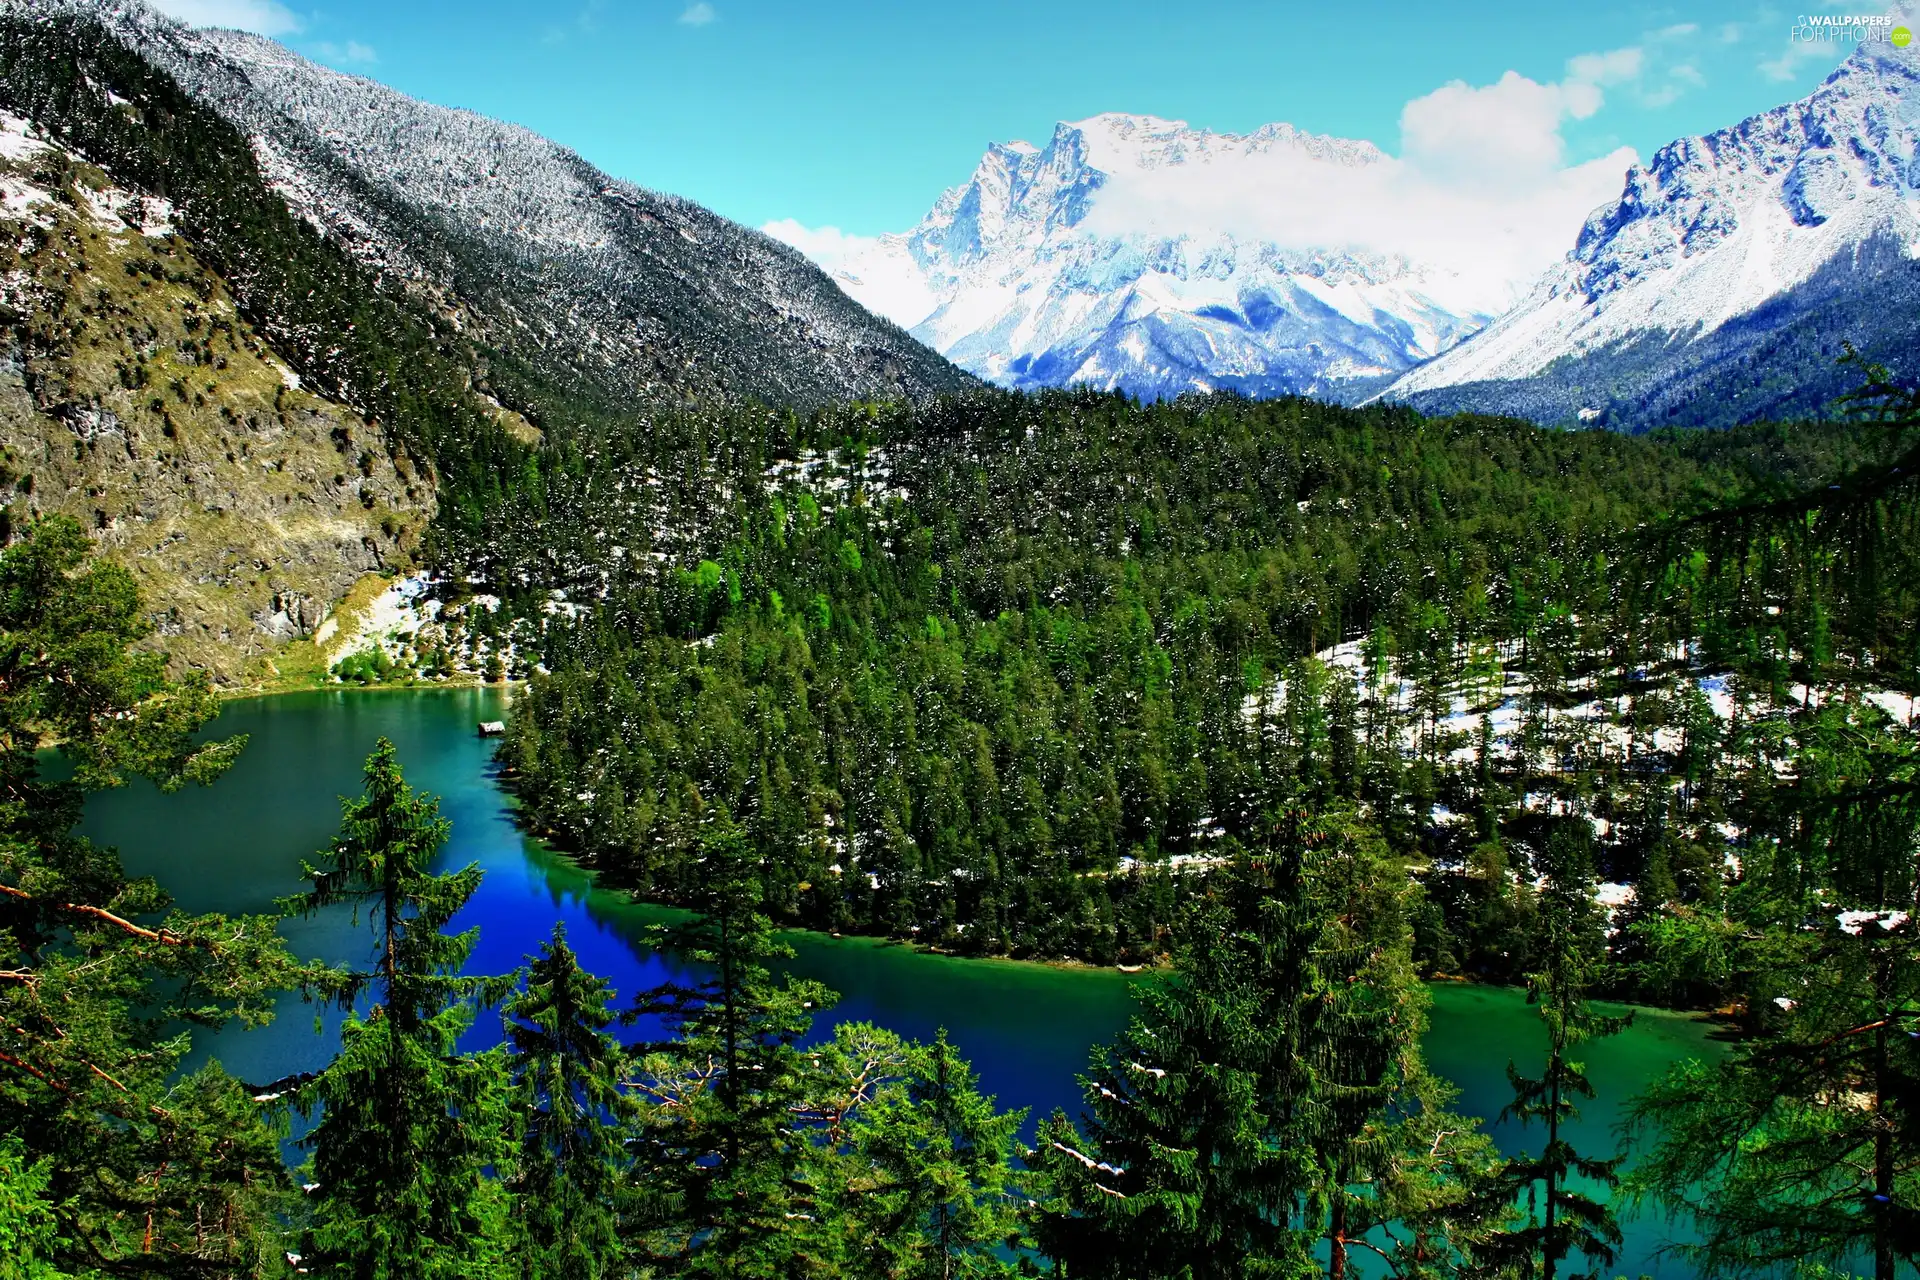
1029,807,1409,1279
1028,887,1310,1280
828,1027,1027,1278
1486,822,1628,1280
0,517,296,1275
501,923,632,1280
290,738,513,1280
624,811,834,1276
1627,699,1920,1278
1622,361,1920,1278
1308,809,1507,1280
0,1136,69,1280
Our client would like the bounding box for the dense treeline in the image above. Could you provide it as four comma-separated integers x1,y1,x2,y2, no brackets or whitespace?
495,387,1904,963
0,558,1617,1276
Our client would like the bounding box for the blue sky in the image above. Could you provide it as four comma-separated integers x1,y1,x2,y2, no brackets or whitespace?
154,0,1882,236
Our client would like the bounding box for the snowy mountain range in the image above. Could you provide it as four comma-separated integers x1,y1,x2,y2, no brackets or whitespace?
13,0,1915,428
795,39,1920,426
805,114,1523,401
1381,36,1920,428
5,0,971,412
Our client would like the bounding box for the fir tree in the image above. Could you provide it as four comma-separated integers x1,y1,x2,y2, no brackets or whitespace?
1626,699,1920,1279
1307,809,1507,1280
1029,807,1407,1279
290,738,514,1280
0,1136,70,1280
624,811,835,1276
828,1027,1027,1278
501,923,632,1280
1485,823,1628,1280
0,517,296,1275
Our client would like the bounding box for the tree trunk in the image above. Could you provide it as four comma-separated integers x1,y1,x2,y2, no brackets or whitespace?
1875,1020,1895,1280
1329,1192,1347,1280
1543,1044,1561,1280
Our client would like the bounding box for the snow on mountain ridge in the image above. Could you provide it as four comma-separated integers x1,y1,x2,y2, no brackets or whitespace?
7,0,971,408
823,112,1506,400
1384,36,1920,412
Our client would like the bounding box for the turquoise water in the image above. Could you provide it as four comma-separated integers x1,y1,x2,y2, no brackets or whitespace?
84,686,1719,1275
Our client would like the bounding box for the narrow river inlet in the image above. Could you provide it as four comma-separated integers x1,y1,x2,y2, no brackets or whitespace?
84,686,1721,1277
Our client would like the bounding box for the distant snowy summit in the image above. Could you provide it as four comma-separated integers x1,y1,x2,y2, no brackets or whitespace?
802,113,1527,402
1382,38,1920,428
796,39,1920,427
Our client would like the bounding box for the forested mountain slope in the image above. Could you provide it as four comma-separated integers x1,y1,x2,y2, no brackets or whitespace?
480,388,1811,959
28,0,973,415
0,0,970,677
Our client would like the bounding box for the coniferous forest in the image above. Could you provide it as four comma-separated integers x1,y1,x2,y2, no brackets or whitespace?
2,5,1919,1276
3,353,1918,1277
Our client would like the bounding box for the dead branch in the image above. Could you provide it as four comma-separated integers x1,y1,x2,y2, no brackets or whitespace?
0,884,204,947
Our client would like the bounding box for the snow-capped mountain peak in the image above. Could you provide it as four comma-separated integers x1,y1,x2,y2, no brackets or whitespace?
814,112,1503,400
1382,36,1920,426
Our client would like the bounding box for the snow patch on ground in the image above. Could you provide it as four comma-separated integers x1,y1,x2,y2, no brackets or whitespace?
318,573,436,664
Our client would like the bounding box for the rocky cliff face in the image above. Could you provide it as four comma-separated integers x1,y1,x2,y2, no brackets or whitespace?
0,112,432,682
0,0,979,683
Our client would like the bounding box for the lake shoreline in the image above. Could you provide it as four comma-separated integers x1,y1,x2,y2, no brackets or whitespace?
514,786,1736,1031
199,683,1740,1034
93,686,1723,1279
214,673,521,703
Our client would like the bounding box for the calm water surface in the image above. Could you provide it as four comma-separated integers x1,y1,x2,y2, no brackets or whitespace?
83,687,1719,1276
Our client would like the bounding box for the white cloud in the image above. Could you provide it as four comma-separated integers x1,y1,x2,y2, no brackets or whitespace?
1758,36,1840,82
148,0,302,36
314,40,378,66
1566,45,1646,89
1401,72,1588,181
780,46,1660,318
763,219,942,324
679,2,716,25
1063,53,1646,309
761,219,876,271
1639,61,1704,108
1068,131,1632,314
1399,45,1641,186
543,1,607,45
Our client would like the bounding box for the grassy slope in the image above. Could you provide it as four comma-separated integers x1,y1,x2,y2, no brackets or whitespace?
0,134,435,684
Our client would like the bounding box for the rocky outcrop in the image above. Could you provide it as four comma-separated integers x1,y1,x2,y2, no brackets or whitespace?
0,112,434,682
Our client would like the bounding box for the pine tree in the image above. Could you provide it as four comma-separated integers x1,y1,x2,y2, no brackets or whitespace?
624,811,835,1276
501,923,632,1280
827,1027,1027,1278
1029,807,1407,1279
0,517,297,1275
1485,822,1628,1280
290,737,514,1279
